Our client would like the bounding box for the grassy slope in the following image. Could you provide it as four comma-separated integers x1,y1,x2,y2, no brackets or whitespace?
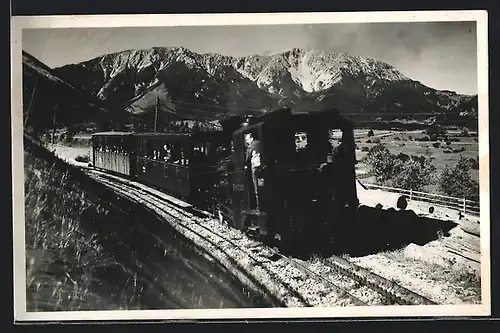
24,135,146,311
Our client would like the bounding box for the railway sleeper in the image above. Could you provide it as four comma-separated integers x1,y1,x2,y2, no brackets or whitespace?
325,258,436,306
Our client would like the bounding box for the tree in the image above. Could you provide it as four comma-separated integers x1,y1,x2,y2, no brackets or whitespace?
365,143,436,191
388,156,436,191
364,144,395,183
438,155,479,201
367,129,374,137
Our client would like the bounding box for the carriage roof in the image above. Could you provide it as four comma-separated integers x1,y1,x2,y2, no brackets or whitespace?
133,131,230,141
92,131,136,136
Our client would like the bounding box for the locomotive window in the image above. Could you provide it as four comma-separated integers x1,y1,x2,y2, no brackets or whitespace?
295,131,308,151
328,129,342,151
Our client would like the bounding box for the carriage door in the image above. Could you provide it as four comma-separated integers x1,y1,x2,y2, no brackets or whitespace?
227,133,247,230
137,138,147,181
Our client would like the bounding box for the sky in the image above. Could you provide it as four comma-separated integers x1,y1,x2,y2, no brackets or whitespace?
22,21,478,95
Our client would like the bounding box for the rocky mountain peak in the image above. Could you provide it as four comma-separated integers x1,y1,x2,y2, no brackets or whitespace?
49,46,477,121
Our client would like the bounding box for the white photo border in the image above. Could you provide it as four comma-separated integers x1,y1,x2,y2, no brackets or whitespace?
11,10,491,322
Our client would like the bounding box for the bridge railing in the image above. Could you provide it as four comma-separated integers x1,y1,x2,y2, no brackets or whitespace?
361,183,480,216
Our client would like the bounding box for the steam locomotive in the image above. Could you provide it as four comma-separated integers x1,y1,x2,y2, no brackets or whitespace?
91,107,360,251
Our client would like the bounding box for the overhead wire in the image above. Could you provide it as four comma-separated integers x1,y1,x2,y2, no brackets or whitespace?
152,97,467,118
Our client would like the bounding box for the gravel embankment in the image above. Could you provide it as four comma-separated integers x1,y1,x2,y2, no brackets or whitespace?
91,173,390,307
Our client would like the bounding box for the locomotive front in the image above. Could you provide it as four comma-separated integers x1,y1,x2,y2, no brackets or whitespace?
223,108,359,252
268,110,359,249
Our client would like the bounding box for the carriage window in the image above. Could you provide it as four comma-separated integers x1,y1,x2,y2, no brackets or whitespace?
162,144,172,162
149,143,155,159
183,147,190,165
171,145,181,164
142,140,148,158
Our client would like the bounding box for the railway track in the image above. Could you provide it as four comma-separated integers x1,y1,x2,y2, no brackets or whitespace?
83,167,438,307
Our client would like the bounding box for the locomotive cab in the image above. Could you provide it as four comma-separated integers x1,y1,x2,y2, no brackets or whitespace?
224,107,359,249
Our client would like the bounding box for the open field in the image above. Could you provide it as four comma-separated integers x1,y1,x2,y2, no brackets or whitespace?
352,129,479,194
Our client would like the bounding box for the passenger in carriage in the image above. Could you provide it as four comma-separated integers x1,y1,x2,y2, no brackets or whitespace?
163,145,170,162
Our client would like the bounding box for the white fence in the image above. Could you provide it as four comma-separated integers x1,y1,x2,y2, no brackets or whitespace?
361,183,480,216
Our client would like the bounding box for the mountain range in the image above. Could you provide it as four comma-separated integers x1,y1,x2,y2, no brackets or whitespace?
22,47,478,131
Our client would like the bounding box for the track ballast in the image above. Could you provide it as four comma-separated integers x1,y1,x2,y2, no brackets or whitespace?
84,167,438,307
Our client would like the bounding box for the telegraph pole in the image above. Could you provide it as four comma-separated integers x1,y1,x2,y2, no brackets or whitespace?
154,97,159,132
51,104,57,148
25,79,38,128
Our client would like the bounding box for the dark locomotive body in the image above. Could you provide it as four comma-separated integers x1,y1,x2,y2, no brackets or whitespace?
216,108,359,249
91,107,359,251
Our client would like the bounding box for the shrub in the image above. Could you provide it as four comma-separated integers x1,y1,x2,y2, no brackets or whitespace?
432,142,441,148
395,152,410,162
361,146,370,152
365,143,436,191
446,141,451,145
365,144,396,184
367,130,374,137
389,157,436,191
438,155,479,201
366,139,372,143
468,157,479,170
75,154,90,163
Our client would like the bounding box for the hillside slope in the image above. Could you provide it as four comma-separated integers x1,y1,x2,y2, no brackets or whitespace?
22,51,115,133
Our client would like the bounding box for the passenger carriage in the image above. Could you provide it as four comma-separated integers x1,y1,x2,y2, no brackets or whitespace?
134,132,232,204
91,132,137,177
